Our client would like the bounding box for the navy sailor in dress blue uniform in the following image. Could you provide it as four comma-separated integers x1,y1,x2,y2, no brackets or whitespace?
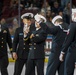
36,14,68,75
59,9,76,75
12,13,35,75
25,14,47,75
0,23,12,75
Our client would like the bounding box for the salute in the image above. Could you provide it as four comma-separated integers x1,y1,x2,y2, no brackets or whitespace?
38,14,68,75
59,9,76,75
25,14,47,75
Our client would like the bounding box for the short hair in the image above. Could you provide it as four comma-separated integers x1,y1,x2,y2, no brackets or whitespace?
54,18,63,23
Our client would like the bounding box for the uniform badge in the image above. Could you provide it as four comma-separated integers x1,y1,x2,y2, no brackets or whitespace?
36,34,39,36
19,33,23,35
3,30,7,33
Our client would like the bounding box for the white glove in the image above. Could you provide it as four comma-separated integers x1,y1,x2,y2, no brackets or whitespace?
34,13,46,23
34,13,41,22
59,53,64,62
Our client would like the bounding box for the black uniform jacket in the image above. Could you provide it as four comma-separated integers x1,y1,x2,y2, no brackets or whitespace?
40,23,68,53
28,24,47,59
12,26,30,59
61,22,76,53
0,26,12,58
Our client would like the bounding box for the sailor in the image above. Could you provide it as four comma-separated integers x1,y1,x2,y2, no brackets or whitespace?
0,22,12,75
37,14,68,75
12,13,35,75
25,13,47,75
59,9,76,75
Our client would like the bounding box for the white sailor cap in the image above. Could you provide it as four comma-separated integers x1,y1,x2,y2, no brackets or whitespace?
34,13,46,23
21,13,34,19
72,9,76,22
72,9,76,13
52,15,62,24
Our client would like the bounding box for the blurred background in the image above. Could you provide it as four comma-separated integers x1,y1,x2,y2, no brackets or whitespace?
0,0,76,61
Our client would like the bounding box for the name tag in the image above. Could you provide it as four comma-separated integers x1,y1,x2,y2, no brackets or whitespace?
19,33,23,35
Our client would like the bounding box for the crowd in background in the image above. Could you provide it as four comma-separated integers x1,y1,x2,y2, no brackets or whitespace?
0,0,76,36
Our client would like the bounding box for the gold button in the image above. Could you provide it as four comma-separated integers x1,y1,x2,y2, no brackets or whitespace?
1,46,3,47
34,43,36,45
2,38,3,39
29,48,32,50
23,48,25,49
2,42,3,43
24,43,25,45
34,47,36,49
29,43,32,45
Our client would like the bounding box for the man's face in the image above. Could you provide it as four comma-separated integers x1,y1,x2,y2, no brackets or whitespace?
23,18,27,25
23,18,32,26
35,21,40,28
27,19,32,26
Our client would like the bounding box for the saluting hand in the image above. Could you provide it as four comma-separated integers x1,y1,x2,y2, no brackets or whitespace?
59,53,64,62
12,52,18,60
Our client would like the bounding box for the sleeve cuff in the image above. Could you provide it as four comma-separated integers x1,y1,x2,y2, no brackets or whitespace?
61,51,65,54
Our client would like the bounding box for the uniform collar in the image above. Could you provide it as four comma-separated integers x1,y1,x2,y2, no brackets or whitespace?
58,25,62,29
